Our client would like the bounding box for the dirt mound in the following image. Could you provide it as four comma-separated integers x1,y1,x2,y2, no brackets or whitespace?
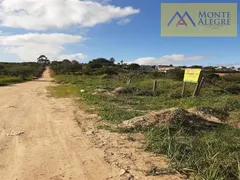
113,87,141,95
113,87,154,96
119,108,223,130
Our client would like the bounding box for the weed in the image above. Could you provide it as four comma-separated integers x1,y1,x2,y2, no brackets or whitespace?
146,125,240,179
96,125,114,131
127,136,136,142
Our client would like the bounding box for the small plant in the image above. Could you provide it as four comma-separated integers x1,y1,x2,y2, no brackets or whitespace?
127,136,136,142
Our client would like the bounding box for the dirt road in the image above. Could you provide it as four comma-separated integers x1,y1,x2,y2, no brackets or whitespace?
0,69,120,180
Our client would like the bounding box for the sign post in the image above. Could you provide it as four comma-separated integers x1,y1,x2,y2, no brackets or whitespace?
182,69,202,97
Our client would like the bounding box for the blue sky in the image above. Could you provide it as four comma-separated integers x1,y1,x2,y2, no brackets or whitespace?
0,0,239,67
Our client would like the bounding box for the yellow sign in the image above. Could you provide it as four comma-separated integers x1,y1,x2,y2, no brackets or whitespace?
161,3,237,37
183,69,201,83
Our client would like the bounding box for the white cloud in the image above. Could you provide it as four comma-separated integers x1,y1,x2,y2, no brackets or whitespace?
129,54,209,65
59,53,87,61
130,57,159,65
85,0,111,5
160,54,206,62
117,18,131,25
0,0,140,30
0,33,86,62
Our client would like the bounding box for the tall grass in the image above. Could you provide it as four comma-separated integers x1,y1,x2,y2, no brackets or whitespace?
146,124,240,180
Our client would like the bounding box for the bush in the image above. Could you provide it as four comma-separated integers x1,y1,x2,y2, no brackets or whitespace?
50,61,82,74
0,76,23,86
128,63,140,70
150,71,166,78
0,62,44,80
166,68,184,81
202,72,220,82
225,84,240,95
93,67,118,75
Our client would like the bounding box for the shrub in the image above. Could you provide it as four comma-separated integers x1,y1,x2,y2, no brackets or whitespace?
93,67,118,75
225,84,240,95
150,71,166,78
166,68,184,81
0,62,44,80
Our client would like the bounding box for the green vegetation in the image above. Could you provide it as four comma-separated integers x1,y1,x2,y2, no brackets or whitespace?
146,123,240,179
0,62,44,86
0,76,23,86
50,73,240,122
49,58,240,179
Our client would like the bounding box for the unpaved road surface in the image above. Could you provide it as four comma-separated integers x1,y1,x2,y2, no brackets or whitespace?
0,69,120,180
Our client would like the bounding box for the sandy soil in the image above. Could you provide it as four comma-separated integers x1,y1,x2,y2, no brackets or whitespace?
0,69,122,180
0,69,184,180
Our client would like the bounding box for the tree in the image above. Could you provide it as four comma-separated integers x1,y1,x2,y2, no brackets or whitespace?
120,60,124,65
37,55,50,65
62,59,71,64
110,57,115,64
203,66,215,72
0,64,4,70
88,58,113,68
89,63,103,69
51,61,59,66
72,60,79,65
128,63,140,70
0,64,5,75
191,65,202,69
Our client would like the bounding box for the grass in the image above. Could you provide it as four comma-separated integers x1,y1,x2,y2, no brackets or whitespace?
48,83,142,123
146,125,240,180
49,73,240,179
50,74,240,123
0,76,23,86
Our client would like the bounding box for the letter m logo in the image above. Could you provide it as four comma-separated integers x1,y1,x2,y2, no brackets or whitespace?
168,11,196,27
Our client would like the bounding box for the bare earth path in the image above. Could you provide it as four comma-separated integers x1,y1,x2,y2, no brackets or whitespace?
0,69,120,180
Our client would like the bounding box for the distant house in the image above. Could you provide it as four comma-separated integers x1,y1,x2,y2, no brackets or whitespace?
155,65,176,72
215,66,230,72
216,66,224,70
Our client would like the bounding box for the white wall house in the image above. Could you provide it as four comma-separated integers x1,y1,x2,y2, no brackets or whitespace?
155,65,176,73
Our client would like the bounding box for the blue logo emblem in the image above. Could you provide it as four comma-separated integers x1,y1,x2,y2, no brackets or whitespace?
168,11,196,27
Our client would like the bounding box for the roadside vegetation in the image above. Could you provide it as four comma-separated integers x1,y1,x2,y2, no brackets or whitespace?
0,62,44,86
49,57,240,179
